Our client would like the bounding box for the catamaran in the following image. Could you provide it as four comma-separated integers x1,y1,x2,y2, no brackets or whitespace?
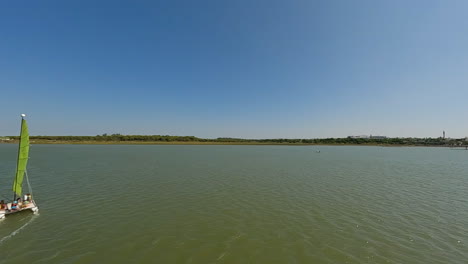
0,114,38,219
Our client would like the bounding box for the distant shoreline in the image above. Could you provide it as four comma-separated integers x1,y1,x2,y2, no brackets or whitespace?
0,140,460,147
1,134,466,147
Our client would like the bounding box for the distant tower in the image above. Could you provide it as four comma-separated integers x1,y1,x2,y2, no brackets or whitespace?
443,131,445,139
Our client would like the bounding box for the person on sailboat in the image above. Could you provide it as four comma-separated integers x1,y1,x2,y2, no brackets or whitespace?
16,197,23,208
0,200,6,210
11,200,18,210
23,193,31,204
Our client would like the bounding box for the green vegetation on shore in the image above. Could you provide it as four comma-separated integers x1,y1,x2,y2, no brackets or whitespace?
2,134,467,146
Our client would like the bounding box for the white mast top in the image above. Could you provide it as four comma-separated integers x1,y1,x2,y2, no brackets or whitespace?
21,114,26,117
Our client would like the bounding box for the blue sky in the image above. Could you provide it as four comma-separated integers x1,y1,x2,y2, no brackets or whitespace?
1,0,467,138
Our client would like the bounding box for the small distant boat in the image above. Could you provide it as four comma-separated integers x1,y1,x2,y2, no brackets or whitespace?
0,114,39,219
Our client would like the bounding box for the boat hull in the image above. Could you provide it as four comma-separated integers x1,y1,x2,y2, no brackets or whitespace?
0,201,39,219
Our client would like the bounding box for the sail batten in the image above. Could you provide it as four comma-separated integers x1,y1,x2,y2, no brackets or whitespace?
12,118,29,197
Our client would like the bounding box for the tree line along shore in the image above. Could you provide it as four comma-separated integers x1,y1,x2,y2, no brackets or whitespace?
1,134,467,146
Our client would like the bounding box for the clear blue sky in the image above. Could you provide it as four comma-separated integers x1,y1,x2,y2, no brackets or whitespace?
1,0,467,138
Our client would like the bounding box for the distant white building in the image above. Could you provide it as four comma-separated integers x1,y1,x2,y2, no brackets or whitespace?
370,135,387,139
0,137,11,141
348,135,388,139
349,135,370,139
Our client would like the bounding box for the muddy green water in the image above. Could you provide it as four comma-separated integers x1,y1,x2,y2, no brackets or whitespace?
0,144,467,263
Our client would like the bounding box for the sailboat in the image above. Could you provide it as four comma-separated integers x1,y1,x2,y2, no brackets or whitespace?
0,114,39,219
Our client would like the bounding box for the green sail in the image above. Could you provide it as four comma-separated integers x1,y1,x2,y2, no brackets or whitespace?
12,118,29,197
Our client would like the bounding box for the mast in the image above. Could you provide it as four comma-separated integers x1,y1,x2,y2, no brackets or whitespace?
13,114,27,201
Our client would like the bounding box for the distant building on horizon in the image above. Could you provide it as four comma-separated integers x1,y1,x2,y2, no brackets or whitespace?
370,135,387,139
348,134,388,139
348,135,370,139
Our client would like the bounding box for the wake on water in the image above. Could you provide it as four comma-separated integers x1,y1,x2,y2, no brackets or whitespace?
0,214,38,245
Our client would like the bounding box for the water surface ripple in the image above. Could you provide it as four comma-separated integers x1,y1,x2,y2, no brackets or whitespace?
0,145,467,263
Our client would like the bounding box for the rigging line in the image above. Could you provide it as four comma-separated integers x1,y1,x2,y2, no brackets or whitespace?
25,170,35,204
